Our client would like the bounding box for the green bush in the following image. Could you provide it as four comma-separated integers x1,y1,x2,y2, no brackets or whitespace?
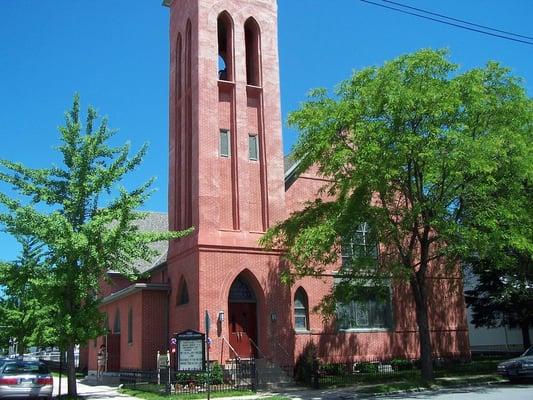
390,358,413,371
175,363,224,386
321,363,345,376
294,342,318,384
210,362,224,384
175,372,194,384
355,362,378,374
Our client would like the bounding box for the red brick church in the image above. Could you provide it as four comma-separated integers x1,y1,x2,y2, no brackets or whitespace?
87,0,469,373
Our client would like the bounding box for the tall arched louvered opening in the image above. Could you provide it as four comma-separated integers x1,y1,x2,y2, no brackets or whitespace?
217,12,234,81
244,17,261,86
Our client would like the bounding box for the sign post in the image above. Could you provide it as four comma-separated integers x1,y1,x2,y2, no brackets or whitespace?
205,310,211,400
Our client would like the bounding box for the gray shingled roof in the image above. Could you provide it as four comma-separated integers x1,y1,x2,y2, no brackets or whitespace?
107,212,169,274
132,211,169,273
284,154,297,174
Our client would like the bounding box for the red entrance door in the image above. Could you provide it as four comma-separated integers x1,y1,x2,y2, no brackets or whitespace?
106,334,121,372
228,302,257,359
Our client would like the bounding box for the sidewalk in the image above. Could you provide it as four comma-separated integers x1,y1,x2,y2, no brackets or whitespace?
53,376,139,399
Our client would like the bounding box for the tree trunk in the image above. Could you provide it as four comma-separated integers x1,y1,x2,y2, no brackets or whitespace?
410,270,434,381
67,343,77,397
520,322,531,350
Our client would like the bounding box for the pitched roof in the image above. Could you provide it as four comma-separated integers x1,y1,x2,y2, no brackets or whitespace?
107,211,169,274
133,211,169,273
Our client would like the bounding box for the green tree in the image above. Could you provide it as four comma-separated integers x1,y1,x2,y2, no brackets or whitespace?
0,237,58,353
466,252,532,350
261,49,531,380
0,95,192,396
464,179,532,350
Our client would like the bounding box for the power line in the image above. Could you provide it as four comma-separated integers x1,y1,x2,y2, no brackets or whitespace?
360,0,533,46
381,0,533,40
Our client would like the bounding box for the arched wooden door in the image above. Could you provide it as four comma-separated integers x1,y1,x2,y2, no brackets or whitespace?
228,276,257,359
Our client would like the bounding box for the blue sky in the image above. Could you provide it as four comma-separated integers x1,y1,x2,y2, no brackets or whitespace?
0,0,532,261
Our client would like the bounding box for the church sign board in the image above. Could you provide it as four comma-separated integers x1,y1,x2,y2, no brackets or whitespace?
175,330,205,371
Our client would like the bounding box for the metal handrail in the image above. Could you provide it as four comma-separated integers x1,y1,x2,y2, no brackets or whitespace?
275,341,291,358
221,336,240,360
248,337,267,359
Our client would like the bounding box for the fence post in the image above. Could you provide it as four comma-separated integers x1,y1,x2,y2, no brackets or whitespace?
251,360,257,391
312,359,319,389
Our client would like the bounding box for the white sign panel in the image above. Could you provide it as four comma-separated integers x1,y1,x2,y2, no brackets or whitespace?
178,338,204,371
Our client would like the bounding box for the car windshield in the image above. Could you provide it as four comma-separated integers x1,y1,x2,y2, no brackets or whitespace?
522,347,533,357
1,362,49,375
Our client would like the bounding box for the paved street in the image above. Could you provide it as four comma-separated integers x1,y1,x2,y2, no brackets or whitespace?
51,379,532,399
271,382,533,400
381,382,533,400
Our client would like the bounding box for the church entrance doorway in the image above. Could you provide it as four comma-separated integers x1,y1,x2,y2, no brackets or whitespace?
106,333,121,372
228,276,257,359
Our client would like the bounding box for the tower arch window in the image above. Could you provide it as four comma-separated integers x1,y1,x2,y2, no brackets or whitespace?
294,287,309,331
244,17,261,86
217,12,234,81
113,309,121,334
177,276,190,306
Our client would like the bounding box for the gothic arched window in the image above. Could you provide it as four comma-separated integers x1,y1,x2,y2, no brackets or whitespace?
113,309,121,334
294,287,309,331
217,12,234,81
341,222,378,268
177,276,190,306
244,17,261,86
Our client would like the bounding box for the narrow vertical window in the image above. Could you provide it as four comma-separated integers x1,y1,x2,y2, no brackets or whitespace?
220,129,231,157
244,18,261,86
248,134,258,161
294,288,309,331
177,276,190,306
217,12,234,81
104,312,109,333
127,307,133,344
113,309,121,334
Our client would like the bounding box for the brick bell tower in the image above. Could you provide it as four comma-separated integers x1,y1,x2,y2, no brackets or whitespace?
164,0,289,362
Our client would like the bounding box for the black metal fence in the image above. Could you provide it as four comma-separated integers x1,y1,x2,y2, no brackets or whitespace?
296,353,517,389
120,360,256,395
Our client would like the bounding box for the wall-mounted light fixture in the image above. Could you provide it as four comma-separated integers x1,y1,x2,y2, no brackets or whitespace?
270,313,277,322
218,311,225,323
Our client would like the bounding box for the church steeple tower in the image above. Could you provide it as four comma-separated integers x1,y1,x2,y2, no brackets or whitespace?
167,0,285,256
164,1,287,351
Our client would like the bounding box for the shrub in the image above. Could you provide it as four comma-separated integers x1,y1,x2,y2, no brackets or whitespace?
321,363,345,376
294,342,318,384
355,362,378,374
390,358,413,371
175,372,194,384
210,362,224,384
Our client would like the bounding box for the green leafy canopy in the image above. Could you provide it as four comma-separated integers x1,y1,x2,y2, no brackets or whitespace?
261,49,532,380
0,95,192,371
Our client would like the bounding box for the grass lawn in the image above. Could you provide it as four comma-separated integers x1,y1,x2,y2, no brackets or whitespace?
120,387,255,400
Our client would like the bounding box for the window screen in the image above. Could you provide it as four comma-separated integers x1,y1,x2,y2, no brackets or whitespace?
220,130,230,157
248,134,258,161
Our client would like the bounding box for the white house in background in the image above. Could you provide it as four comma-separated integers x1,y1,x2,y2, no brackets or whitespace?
464,268,533,353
